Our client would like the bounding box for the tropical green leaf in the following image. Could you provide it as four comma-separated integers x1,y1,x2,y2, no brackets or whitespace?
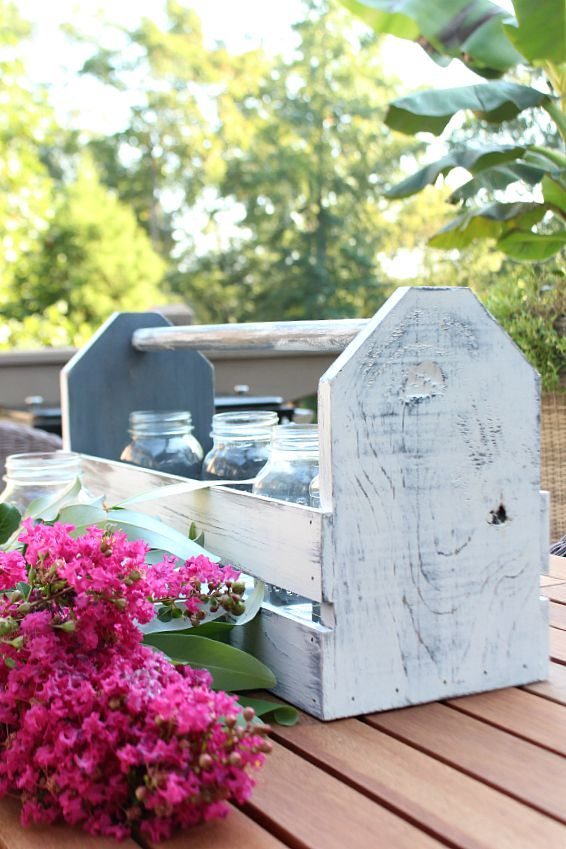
141,620,235,640
429,201,546,248
450,162,548,202
386,145,526,198
341,0,522,76
236,695,299,726
0,503,21,545
503,0,565,65
143,633,277,691
57,503,109,530
542,175,566,214
497,229,566,260
386,83,551,136
115,477,254,508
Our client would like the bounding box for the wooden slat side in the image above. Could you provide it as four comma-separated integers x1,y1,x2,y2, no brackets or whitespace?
446,687,566,756
0,797,140,849
144,807,288,849
364,701,566,823
550,602,566,630
549,555,566,581
267,715,566,849
81,456,324,601
523,661,566,705
551,628,566,665
244,740,444,849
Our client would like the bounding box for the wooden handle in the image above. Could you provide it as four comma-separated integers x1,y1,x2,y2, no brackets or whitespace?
132,319,369,354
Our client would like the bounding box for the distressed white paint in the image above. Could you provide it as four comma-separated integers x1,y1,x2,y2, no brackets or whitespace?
72,288,549,719
132,319,368,354
81,457,324,601
316,286,548,718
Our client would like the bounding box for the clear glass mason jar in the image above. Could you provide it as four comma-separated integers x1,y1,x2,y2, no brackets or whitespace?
201,411,278,491
0,451,88,514
120,410,204,478
253,425,320,619
309,473,320,508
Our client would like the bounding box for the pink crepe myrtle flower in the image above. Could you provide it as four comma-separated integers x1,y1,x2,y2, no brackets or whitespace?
0,522,269,842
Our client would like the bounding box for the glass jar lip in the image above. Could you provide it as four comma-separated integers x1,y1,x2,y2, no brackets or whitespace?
5,450,82,482
210,410,278,440
271,423,319,452
129,410,193,436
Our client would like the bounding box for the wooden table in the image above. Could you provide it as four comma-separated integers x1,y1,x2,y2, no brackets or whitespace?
2,557,566,849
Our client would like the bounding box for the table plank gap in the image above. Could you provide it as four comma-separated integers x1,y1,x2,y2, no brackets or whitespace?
523,661,566,704
540,575,566,587
541,584,566,604
446,686,566,756
363,702,566,823
265,712,566,849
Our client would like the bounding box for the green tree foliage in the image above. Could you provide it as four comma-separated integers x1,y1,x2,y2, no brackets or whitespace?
0,1,55,307
1,157,165,348
170,0,432,321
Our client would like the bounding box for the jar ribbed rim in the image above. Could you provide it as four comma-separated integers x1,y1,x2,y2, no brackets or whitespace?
129,410,193,436
271,423,319,452
211,410,278,440
5,451,82,483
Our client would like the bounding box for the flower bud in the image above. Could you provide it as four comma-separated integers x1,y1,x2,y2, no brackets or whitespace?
229,752,242,767
242,706,255,723
199,753,213,770
231,582,246,595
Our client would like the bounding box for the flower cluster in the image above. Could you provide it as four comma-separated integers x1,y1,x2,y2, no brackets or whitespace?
0,521,270,842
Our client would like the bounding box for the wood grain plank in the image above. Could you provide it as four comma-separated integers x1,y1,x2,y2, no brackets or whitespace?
245,739,444,849
365,702,566,822
550,628,566,664
524,661,566,705
267,715,566,849
550,602,566,630
541,584,566,603
0,797,140,849
446,688,566,756
548,555,566,581
145,808,288,849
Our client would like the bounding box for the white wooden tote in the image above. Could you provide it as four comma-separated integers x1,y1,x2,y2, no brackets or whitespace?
63,286,549,720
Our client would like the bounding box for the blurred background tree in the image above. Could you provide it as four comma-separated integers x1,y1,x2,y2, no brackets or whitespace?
0,0,563,387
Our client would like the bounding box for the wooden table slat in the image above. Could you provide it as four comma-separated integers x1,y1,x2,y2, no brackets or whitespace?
523,661,566,705
365,701,566,823
540,575,566,587
550,627,566,664
549,602,566,631
268,713,566,849
146,808,289,849
244,739,445,849
548,555,566,581
0,797,140,849
446,687,566,756
541,584,566,603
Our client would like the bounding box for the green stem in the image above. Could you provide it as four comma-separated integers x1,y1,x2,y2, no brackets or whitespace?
544,100,566,145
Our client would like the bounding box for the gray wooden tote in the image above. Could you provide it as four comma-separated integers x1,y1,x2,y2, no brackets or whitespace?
61,312,214,461
72,288,549,720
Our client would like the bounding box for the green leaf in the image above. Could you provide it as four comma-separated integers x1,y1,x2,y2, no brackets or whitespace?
236,695,299,727
429,201,546,248
340,0,523,76
23,477,83,521
497,229,566,260
386,145,526,199
542,175,566,214
450,162,547,202
386,83,550,136
0,503,21,545
143,633,277,691
503,0,565,64
104,508,219,562
16,581,31,600
57,503,108,531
